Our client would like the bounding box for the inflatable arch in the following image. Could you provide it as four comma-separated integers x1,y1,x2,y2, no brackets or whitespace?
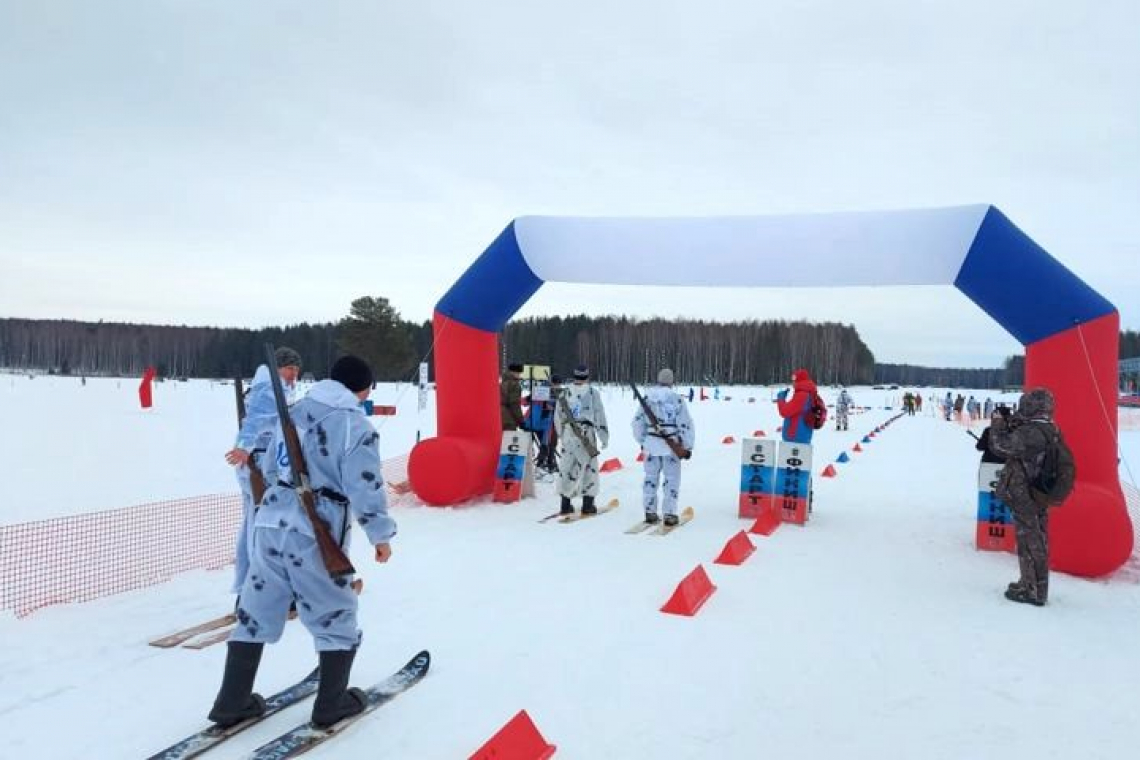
408,204,1131,578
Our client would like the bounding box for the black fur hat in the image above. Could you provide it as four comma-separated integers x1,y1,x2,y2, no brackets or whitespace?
331,355,374,393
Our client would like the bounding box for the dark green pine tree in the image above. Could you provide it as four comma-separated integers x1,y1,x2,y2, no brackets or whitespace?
336,297,415,381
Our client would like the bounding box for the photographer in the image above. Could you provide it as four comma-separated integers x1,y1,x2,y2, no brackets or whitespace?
974,407,1009,465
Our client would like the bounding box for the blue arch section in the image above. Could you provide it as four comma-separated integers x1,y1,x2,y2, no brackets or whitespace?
435,221,543,333
954,207,1115,345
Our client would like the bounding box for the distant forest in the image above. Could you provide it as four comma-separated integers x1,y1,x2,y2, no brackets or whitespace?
0,314,430,382
1,313,1137,390
502,316,875,385
874,359,1021,389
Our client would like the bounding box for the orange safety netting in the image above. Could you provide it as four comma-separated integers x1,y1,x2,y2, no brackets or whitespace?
1,454,411,618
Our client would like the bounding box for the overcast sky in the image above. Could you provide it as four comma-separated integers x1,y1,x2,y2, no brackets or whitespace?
1,0,1137,367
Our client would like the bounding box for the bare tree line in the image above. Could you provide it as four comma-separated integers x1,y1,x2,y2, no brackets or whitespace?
503,316,876,385
874,363,1014,389
0,318,342,378
8,316,1126,388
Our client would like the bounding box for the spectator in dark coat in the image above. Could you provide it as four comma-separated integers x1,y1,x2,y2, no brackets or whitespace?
500,362,525,431
975,408,1009,464
988,388,1062,607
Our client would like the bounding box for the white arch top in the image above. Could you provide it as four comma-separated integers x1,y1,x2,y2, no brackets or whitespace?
512,204,990,288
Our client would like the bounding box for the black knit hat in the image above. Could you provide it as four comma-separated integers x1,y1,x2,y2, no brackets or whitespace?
331,355,374,393
507,362,524,373
274,346,302,369
573,364,589,380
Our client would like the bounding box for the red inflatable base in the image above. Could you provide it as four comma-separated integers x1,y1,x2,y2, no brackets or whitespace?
409,435,498,506
409,313,501,506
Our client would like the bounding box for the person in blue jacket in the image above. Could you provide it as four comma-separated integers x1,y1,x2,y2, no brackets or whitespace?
525,377,557,473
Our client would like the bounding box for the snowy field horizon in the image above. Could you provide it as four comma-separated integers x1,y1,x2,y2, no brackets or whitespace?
3,375,1140,758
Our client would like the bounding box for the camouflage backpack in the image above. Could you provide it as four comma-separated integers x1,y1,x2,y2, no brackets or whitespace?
1027,425,1076,506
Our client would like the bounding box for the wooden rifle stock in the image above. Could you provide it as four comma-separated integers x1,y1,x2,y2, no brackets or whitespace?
630,382,690,459
234,373,268,505
264,344,355,578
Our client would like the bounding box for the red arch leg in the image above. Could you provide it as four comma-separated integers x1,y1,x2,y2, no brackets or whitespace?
1025,311,1132,577
408,313,501,506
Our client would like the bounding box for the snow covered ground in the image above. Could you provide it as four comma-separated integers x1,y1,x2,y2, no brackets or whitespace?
0,374,434,523
2,375,1139,759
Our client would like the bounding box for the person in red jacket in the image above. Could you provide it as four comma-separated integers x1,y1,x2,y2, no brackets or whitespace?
776,368,819,444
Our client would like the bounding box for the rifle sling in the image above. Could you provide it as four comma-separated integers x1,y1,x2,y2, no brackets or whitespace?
275,480,352,546
276,481,349,505
557,394,598,456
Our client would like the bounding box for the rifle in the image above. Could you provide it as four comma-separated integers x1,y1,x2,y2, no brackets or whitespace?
264,343,355,578
630,382,690,459
556,392,599,459
234,373,268,505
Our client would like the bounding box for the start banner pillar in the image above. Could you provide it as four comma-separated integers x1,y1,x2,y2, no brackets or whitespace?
738,438,776,519
493,430,534,503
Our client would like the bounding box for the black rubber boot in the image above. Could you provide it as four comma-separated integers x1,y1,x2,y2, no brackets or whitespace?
663,513,679,527
581,495,597,515
559,496,574,515
1004,586,1045,607
644,512,660,524
208,642,267,728
312,649,368,729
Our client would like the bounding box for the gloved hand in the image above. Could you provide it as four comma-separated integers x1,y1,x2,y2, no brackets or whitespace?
776,389,788,401
682,449,693,460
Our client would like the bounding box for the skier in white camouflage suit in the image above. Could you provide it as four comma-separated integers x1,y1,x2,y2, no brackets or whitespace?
208,355,397,731
835,387,853,431
632,368,695,526
223,347,302,594
554,363,609,515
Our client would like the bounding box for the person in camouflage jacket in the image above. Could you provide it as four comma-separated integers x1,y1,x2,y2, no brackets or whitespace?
500,362,525,431
988,387,1060,606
